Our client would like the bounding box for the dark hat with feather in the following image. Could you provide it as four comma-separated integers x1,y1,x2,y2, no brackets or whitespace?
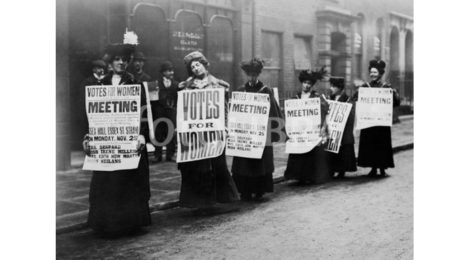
368,59,386,75
298,66,328,84
104,43,136,62
241,58,264,74
329,76,345,89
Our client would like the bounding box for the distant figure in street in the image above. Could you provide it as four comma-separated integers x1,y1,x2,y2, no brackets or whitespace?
231,58,283,202
81,59,106,86
177,51,239,214
356,59,400,177
327,76,357,178
132,51,152,83
79,60,107,138
83,43,151,237
284,68,331,185
152,61,178,162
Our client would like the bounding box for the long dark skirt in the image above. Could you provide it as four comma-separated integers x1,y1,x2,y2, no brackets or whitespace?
329,144,357,173
231,146,275,195
153,104,176,158
358,126,394,169
88,149,151,234
178,153,239,208
284,145,330,184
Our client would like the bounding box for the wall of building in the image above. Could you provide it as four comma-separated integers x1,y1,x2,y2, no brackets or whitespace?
56,0,413,169
242,0,413,101
57,0,71,170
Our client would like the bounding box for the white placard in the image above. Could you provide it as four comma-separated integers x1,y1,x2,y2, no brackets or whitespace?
355,88,393,130
226,92,270,159
284,98,322,154
83,85,141,171
325,101,352,153
176,88,226,163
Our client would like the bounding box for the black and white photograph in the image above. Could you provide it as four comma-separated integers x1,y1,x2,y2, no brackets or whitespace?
6,0,470,258
52,0,416,258
24,0,470,258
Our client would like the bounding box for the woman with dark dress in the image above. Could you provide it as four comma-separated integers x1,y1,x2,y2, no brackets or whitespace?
327,76,357,178
231,58,283,202
284,68,331,184
82,43,151,236
176,51,240,212
357,59,400,177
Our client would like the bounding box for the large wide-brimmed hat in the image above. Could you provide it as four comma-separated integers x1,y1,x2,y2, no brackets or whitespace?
240,58,264,74
329,76,345,89
298,70,316,83
298,67,327,83
104,43,136,62
368,59,386,75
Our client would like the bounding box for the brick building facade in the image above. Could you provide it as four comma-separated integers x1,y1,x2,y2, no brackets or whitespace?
242,0,413,100
56,0,413,170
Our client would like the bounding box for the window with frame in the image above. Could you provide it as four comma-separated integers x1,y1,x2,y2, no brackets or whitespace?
354,13,365,79
375,18,384,58
261,31,282,68
260,31,282,93
294,36,312,70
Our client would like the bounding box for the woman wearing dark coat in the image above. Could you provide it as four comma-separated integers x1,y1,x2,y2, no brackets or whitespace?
284,68,331,184
82,43,151,236
356,59,400,177
176,51,240,211
231,58,283,202
328,77,357,178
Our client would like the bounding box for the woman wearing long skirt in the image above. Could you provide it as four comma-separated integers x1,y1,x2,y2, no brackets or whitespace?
83,43,151,236
327,76,357,178
284,68,331,184
177,51,240,212
357,59,400,177
231,58,283,202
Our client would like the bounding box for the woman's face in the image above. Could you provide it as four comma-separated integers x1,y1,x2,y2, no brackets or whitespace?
302,80,314,92
369,67,381,81
112,56,128,74
190,61,208,77
246,72,259,84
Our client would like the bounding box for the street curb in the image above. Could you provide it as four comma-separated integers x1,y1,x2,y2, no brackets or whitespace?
57,142,414,235
398,114,413,122
56,223,88,235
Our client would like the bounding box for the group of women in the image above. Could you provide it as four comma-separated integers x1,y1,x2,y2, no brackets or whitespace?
82,43,399,237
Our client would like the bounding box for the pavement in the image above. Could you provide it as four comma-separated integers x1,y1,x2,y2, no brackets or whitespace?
57,149,413,259
56,115,413,233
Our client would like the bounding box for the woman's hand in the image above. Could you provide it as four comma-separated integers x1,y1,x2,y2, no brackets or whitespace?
178,81,188,89
217,79,230,89
82,134,91,156
136,135,146,155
